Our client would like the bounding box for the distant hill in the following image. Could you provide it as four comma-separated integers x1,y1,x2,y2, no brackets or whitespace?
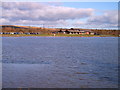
0,25,60,34
1,25,40,29
0,25,60,31
0,25,119,36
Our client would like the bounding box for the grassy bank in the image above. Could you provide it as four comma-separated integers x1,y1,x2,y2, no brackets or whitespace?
1,34,118,37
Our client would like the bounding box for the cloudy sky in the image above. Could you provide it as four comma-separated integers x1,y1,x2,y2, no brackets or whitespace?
1,2,118,29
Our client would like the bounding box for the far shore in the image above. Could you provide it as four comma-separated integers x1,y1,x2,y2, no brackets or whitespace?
0,34,118,37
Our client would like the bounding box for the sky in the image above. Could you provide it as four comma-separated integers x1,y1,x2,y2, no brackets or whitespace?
2,0,119,2
1,1,119,29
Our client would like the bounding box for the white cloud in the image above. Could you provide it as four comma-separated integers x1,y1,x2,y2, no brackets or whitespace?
1,2,118,29
2,2,94,26
69,10,118,29
0,18,10,24
87,10,118,28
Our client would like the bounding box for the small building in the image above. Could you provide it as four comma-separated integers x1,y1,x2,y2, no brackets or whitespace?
0,32,3,34
10,32,15,34
6,32,10,34
90,32,95,35
68,30,81,34
57,29,69,34
24,32,30,34
58,30,63,33
85,31,90,35
54,29,94,35
79,31,85,35
14,32,19,34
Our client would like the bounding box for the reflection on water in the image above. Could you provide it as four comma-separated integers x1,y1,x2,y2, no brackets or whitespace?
2,37,118,88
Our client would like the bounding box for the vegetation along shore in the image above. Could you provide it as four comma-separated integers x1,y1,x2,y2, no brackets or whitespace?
0,25,119,37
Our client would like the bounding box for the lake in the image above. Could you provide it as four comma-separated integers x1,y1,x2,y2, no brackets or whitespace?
2,37,118,88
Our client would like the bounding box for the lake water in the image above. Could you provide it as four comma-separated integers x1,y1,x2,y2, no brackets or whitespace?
2,37,118,88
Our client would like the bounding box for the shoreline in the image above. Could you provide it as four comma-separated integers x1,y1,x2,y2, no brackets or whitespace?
0,34,118,37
